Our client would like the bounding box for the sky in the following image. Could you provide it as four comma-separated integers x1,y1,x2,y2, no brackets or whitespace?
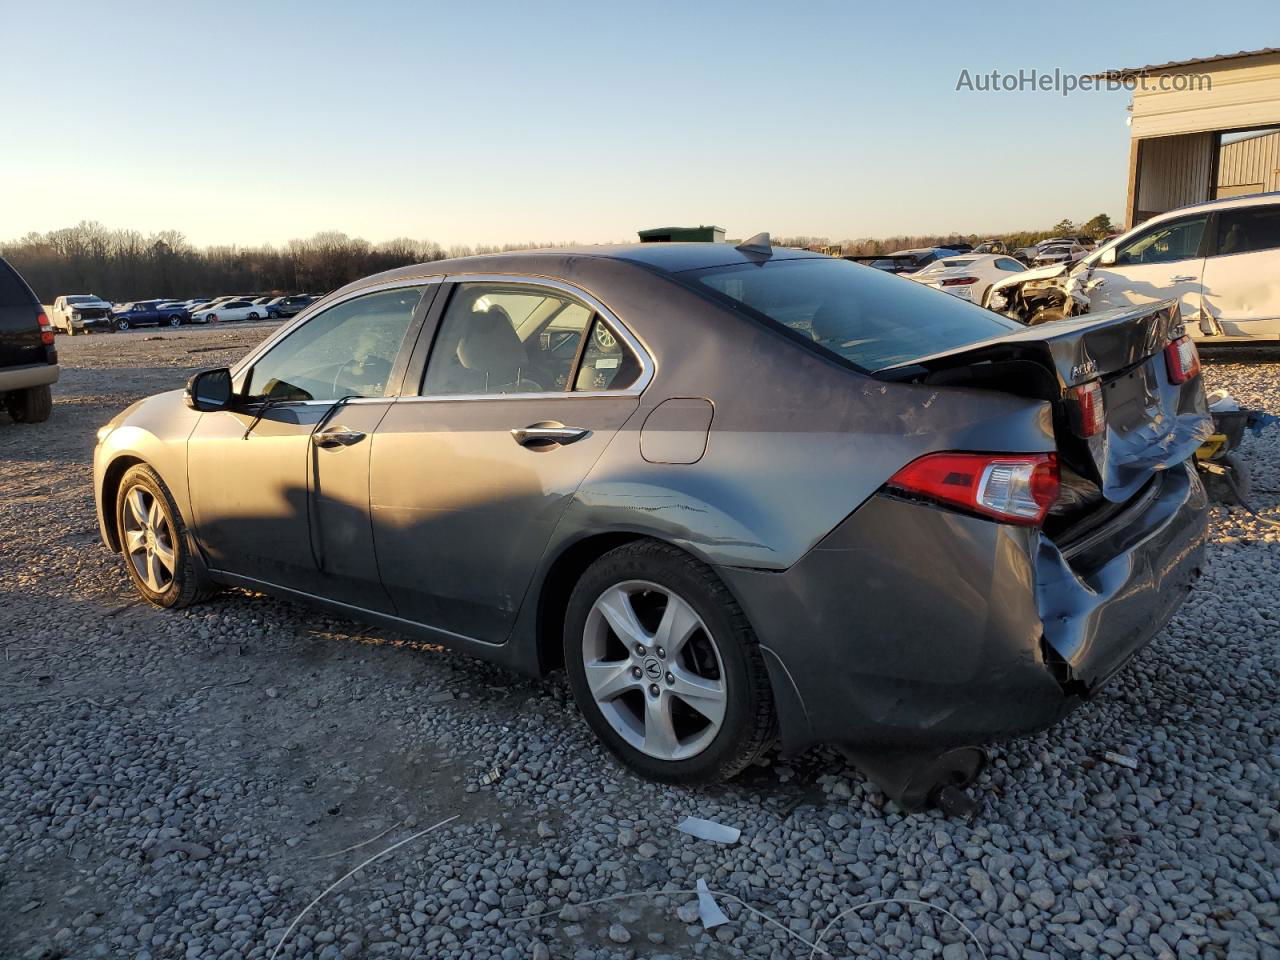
4,0,1279,248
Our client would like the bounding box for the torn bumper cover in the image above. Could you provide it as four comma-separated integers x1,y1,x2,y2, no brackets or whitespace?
716,461,1208,755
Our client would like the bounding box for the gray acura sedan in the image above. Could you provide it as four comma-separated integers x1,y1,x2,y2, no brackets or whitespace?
93,239,1210,808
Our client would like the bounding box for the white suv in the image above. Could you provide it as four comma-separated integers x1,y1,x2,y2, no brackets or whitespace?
990,193,1280,341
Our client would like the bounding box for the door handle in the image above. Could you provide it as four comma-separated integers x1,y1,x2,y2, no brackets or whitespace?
1169,275,1198,283
313,426,366,448
511,421,589,447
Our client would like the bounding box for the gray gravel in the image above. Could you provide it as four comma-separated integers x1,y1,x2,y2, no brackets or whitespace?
1,328,1277,960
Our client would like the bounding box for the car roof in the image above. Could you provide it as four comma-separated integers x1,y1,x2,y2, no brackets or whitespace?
360,242,828,286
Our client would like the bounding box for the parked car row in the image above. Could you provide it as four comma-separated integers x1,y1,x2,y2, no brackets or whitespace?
47,293,320,333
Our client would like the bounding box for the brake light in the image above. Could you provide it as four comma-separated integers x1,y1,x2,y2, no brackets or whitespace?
888,452,1059,526
37,313,49,326
940,276,979,286
1070,380,1106,438
1164,336,1200,384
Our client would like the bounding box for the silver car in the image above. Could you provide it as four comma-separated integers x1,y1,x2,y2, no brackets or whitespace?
93,241,1211,808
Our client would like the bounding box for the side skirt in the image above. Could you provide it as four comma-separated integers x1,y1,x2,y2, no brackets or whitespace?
207,569,540,676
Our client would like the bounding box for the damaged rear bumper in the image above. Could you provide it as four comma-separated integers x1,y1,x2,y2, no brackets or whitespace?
716,461,1208,756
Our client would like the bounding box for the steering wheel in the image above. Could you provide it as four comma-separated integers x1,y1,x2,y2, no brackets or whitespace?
332,357,391,398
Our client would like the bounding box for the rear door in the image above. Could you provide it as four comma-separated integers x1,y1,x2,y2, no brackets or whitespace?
1087,213,1209,323
1198,203,1280,340
370,277,649,643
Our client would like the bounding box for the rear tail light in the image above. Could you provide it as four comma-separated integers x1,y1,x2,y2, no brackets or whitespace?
940,276,979,286
1164,335,1201,384
37,313,54,345
888,452,1060,526
1070,379,1106,438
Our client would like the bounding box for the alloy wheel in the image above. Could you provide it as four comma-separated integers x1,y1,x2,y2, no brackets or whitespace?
582,580,727,761
121,485,177,593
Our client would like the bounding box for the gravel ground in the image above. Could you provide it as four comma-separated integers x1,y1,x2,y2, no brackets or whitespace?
1,327,1277,960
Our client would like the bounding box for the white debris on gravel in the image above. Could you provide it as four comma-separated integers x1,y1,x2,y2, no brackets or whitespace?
0,332,1277,960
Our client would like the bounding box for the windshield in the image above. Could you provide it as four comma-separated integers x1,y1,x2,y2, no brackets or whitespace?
683,257,1022,372
66,296,97,304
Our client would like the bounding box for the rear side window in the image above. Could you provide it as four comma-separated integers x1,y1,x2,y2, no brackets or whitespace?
1214,205,1280,256
0,260,36,307
683,257,1021,373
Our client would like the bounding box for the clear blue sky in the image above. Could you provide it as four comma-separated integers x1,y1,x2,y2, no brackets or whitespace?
5,0,1278,247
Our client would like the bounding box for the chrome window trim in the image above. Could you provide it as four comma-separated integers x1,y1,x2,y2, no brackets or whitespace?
402,272,655,403
230,275,445,380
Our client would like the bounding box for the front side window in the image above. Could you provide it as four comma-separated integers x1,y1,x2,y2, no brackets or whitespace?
245,287,421,401
684,257,1022,373
1115,215,1207,266
995,258,1025,272
1213,205,1280,257
421,283,639,396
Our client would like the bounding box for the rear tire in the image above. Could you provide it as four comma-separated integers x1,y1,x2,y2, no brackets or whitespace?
563,540,776,784
247,312,260,321
114,464,215,609
6,384,52,423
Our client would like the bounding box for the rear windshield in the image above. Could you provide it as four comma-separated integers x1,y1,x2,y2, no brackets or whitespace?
0,260,37,308
683,257,1021,372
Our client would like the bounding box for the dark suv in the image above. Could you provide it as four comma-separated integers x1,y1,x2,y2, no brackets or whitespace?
0,257,57,423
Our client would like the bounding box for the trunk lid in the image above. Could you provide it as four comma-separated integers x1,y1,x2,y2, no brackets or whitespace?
878,299,1212,503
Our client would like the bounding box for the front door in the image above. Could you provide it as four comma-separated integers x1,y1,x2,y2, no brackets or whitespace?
187,284,432,608
1087,213,1209,324
370,280,649,643
1199,202,1280,340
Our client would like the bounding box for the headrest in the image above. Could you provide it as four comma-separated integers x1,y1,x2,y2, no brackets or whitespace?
456,306,527,376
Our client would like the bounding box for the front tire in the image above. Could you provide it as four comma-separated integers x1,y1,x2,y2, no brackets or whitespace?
563,540,776,784
169,314,183,327
247,312,260,321
115,318,131,331
114,464,213,609
6,384,52,423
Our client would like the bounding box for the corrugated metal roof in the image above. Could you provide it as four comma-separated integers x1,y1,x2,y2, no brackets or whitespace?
1099,48,1280,78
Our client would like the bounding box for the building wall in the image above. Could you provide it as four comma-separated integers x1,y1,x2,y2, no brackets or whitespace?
1123,52,1280,225
1129,51,1280,139
1217,130,1280,195
1134,132,1216,222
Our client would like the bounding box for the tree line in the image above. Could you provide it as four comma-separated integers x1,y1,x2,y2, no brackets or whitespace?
2,215,1116,304
0,222,580,304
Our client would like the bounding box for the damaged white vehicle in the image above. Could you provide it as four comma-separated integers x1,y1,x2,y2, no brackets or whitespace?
988,192,1280,341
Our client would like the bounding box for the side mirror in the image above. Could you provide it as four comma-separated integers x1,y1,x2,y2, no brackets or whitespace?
1098,247,1117,267
184,367,234,412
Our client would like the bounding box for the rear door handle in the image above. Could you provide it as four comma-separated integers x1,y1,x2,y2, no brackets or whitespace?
1169,275,1198,283
313,426,366,448
511,421,589,447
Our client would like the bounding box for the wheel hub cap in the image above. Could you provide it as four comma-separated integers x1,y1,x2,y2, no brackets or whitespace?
122,485,176,593
582,580,727,762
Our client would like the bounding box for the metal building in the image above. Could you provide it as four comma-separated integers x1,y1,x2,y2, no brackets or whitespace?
1098,48,1280,226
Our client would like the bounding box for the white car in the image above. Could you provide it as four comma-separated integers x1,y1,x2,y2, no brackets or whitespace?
189,299,268,324
1032,241,1088,267
909,253,1026,307
49,294,114,334
988,192,1280,340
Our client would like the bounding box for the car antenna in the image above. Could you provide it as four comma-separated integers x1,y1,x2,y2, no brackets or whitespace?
736,232,772,254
